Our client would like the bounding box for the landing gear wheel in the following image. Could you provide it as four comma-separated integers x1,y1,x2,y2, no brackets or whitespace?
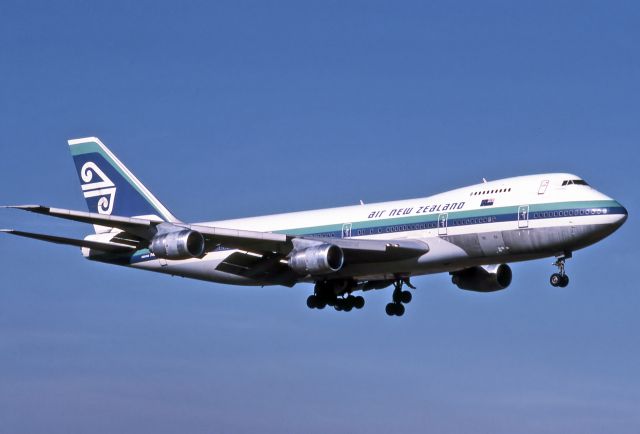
558,274,569,288
385,302,405,316
550,273,570,288
385,303,396,316
307,295,318,309
316,298,327,309
353,296,365,309
387,278,414,316
400,290,412,304
550,273,563,287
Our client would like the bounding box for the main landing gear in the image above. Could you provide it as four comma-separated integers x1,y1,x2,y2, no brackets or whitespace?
307,280,365,312
385,278,414,317
307,278,415,316
550,253,571,288
306,293,365,311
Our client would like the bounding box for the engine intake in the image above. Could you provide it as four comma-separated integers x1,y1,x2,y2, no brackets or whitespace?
451,264,512,292
150,230,205,260
288,244,344,275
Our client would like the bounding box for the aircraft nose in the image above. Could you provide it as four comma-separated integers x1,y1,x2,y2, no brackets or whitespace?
614,201,628,227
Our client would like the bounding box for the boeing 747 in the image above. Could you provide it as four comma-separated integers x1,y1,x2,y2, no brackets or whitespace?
2,138,628,316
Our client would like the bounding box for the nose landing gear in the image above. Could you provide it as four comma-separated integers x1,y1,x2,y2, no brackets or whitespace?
386,278,414,317
550,253,571,287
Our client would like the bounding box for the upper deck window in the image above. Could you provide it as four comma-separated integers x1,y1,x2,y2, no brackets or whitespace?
470,187,512,196
562,179,589,186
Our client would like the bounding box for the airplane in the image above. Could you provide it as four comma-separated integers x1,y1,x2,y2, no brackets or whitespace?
1,137,628,316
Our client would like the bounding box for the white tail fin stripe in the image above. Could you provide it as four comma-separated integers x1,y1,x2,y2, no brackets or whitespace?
80,162,115,191
82,188,116,214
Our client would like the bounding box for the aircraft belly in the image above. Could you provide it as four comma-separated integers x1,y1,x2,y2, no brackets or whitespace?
480,223,614,257
502,227,565,254
415,222,612,269
443,233,484,257
130,252,261,285
477,231,507,256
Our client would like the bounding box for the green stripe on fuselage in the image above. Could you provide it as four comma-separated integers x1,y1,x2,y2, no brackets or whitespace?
275,199,619,236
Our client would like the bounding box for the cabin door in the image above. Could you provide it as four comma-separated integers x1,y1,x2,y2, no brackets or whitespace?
438,213,448,236
518,205,529,228
342,223,352,238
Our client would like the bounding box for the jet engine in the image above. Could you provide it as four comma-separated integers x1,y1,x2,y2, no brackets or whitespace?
149,229,205,260
451,264,512,292
288,244,344,275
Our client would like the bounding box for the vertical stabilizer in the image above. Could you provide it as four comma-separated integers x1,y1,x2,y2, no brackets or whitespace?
68,137,179,233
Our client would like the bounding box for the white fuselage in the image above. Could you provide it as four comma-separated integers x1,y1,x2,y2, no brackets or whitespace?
118,173,627,286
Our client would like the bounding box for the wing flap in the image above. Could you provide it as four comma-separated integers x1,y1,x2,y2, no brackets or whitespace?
215,251,297,285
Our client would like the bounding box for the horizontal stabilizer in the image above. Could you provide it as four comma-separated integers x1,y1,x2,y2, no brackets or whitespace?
0,229,135,253
3,204,156,239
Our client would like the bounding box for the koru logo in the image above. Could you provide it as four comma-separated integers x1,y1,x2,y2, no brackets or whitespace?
80,162,116,215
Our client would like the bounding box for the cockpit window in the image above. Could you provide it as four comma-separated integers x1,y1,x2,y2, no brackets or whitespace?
562,179,589,186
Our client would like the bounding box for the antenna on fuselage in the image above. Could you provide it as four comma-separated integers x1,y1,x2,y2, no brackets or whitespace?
482,178,488,183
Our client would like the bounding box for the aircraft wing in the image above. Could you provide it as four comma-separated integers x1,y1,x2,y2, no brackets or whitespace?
4,205,429,264
188,223,290,254
4,205,288,252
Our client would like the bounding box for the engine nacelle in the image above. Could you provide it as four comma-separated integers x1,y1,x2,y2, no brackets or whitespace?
288,244,344,275
451,264,512,292
149,230,205,260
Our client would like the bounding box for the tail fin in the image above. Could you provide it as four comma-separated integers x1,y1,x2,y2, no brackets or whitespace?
68,137,179,233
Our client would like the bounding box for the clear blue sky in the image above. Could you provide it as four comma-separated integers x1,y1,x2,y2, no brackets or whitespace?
1,1,638,433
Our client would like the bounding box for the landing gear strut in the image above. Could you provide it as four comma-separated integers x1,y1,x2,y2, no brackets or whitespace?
386,278,413,317
550,253,571,288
